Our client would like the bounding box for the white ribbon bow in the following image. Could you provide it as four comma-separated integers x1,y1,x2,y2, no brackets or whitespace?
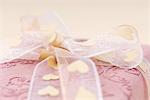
0,12,143,100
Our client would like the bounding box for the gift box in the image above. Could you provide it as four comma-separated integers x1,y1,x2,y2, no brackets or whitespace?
0,13,149,100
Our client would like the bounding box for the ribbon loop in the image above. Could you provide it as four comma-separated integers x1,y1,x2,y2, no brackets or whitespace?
65,25,143,68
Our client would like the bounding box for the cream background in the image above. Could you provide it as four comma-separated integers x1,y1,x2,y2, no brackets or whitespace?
0,0,149,44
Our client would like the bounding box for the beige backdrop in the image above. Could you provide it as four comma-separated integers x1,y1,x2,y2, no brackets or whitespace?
0,0,149,44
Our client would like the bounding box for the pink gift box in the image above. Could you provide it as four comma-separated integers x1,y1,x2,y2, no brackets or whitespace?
0,45,149,100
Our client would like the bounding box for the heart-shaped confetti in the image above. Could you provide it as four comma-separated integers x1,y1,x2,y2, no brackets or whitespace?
42,74,59,81
124,50,137,62
67,60,89,73
75,87,96,100
38,85,59,96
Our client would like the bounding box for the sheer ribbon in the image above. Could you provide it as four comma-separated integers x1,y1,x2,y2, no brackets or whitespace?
0,13,143,100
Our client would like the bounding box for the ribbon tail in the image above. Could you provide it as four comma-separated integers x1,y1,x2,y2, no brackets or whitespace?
55,48,103,100
27,58,62,100
27,48,103,100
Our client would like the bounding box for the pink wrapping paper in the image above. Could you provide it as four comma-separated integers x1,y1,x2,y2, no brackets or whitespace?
0,45,149,100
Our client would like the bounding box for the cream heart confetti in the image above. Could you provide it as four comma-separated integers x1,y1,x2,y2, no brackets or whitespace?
47,55,58,68
75,87,96,100
49,32,57,43
114,25,136,40
42,74,59,81
38,85,59,96
124,50,137,62
67,60,89,73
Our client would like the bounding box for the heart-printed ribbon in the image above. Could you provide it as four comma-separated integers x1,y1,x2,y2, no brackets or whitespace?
0,12,143,100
